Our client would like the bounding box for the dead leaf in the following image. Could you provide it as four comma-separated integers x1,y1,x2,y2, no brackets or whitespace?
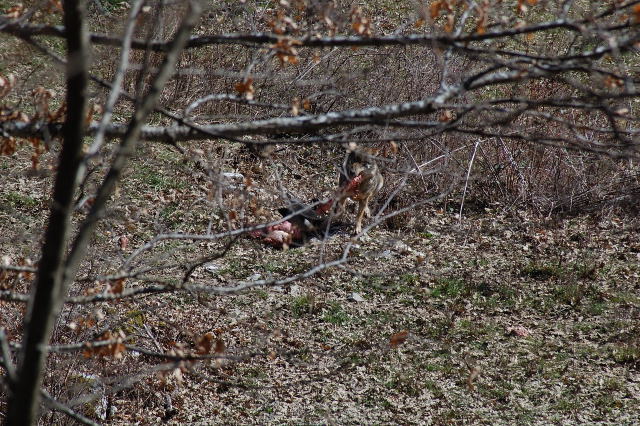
83,330,126,359
196,332,214,355
213,339,225,358
3,4,25,18
439,110,454,122
444,14,455,33
108,278,125,295
506,325,531,337
118,235,129,250
390,330,409,348
0,137,18,156
350,6,372,36
235,78,255,100
430,0,444,19
272,38,301,65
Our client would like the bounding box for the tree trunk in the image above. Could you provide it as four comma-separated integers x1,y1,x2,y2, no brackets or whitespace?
6,1,89,424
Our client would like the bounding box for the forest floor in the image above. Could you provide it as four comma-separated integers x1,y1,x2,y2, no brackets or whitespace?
2,142,640,425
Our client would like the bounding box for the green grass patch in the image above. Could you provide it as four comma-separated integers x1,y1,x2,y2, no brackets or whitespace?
552,282,586,306
217,258,246,278
102,0,130,11
609,344,640,365
384,371,422,397
133,165,185,191
291,294,316,317
431,277,469,298
585,300,607,315
521,262,564,280
2,191,39,210
552,397,581,413
160,203,182,227
608,291,640,306
359,310,396,328
125,310,145,327
399,273,419,284
323,301,349,325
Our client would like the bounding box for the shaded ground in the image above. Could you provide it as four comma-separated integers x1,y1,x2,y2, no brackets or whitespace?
1,142,640,424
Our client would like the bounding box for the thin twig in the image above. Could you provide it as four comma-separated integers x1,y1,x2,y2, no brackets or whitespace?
459,139,481,223
0,328,16,384
41,389,100,426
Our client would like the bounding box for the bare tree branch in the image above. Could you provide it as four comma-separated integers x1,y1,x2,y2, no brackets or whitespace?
40,389,100,426
88,0,145,157
2,8,639,50
0,328,16,385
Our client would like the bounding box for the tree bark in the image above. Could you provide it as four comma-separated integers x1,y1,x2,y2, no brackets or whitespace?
6,1,202,423
6,1,89,424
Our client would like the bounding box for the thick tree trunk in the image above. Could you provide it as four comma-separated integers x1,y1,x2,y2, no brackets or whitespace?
5,2,201,423
6,1,89,424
